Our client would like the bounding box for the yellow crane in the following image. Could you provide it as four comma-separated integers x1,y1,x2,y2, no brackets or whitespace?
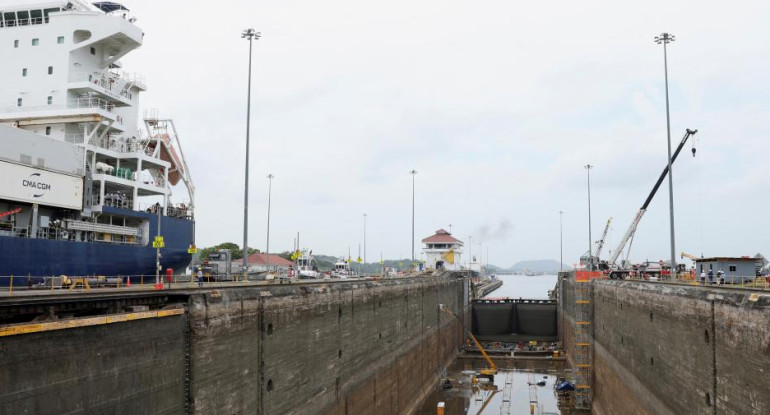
439,304,498,381
680,252,699,261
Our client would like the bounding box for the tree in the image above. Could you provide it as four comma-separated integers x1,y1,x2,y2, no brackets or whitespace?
199,243,259,260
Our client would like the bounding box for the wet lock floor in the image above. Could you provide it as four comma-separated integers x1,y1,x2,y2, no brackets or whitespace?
418,359,586,415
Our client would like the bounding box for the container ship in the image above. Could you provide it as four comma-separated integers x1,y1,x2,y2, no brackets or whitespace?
0,1,195,282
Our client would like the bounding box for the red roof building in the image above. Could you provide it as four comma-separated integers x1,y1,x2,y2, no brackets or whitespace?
246,253,295,271
421,228,461,244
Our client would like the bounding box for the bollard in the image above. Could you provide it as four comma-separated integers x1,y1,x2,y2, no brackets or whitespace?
436,402,445,415
9,275,13,296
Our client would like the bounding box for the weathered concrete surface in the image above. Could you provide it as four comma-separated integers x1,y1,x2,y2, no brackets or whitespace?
0,275,468,415
188,275,468,415
557,275,770,415
0,314,187,415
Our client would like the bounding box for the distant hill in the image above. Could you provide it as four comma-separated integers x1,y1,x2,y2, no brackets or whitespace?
509,260,570,274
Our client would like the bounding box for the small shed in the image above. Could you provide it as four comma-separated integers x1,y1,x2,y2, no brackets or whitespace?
693,257,758,283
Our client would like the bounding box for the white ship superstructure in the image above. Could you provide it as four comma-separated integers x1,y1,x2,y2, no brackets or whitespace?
0,1,195,279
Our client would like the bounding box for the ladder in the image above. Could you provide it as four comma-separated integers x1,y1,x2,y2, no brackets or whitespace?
574,271,593,409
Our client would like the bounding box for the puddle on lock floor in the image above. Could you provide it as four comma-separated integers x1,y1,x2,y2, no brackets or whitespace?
417,359,588,415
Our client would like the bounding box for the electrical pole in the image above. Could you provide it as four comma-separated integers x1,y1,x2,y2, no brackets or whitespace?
655,32,677,279
241,28,260,281
410,170,417,265
585,164,593,270
266,174,273,273
559,210,564,273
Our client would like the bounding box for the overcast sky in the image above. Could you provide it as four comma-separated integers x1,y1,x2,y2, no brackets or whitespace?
119,0,769,267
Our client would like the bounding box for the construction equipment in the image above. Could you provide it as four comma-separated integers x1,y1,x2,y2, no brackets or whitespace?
680,252,700,261
607,129,698,276
438,304,497,381
594,217,613,260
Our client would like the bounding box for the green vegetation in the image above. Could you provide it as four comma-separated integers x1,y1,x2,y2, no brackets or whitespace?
198,242,259,260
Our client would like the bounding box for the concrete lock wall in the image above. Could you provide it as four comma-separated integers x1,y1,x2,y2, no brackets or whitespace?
0,275,468,415
0,314,187,414
188,275,468,415
557,274,770,415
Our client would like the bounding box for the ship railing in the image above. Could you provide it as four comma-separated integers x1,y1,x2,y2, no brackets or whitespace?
68,97,117,113
0,17,46,28
94,194,135,210
90,136,144,153
4,97,117,114
67,71,138,101
139,202,194,220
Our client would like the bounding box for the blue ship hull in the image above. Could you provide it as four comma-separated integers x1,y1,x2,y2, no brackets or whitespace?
0,206,194,284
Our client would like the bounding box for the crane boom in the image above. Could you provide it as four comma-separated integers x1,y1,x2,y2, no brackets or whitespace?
594,217,613,259
439,304,497,376
608,129,697,266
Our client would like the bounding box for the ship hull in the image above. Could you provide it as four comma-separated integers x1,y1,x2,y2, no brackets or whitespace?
0,206,194,284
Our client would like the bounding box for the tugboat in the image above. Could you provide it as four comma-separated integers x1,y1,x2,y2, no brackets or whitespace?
0,1,195,283
296,250,321,279
331,258,354,279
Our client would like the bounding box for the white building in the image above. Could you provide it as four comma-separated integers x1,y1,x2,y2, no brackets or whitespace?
422,228,464,271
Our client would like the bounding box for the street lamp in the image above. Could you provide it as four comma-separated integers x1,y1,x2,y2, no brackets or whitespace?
559,210,564,273
241,28,261,280
410,170,417,264
655,32,677,278
584,164,593,270
266,174,273,273
363,213,367,265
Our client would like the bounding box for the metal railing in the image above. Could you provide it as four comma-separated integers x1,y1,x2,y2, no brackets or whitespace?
611,272,770,291
0,272,396,294
0,17,46,28
67,72,137,101
6,97,117,113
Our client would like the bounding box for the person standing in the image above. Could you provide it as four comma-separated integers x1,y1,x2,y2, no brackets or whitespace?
197,267,203,287
708,268,714,285
700,269,706,285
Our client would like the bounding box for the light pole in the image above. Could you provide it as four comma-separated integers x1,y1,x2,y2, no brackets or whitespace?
266,173,273,273
584,164,593,270
559,210,564,273
363,213,367,265
410,170,417,264
655,32,677,279
241,28,260,280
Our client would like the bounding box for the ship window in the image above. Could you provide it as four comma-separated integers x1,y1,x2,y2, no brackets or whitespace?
22,68,27,77
14,39,19,48
30,10,43,25
4,13,16,27
90,47,96,55
48,66,53,75
57,36,64,44
17,98,22,107
47,96,52,105
45,126,51,135
17,11,29,25
729,265,737,272
32,38,39,46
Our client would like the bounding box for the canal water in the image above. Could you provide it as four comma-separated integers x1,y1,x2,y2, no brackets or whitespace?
417,274,584,415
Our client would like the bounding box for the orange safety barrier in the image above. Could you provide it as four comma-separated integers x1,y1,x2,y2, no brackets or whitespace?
575,271,603,282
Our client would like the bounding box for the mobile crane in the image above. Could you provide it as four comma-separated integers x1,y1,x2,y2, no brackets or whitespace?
606,129,698,277
438,304,497,381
